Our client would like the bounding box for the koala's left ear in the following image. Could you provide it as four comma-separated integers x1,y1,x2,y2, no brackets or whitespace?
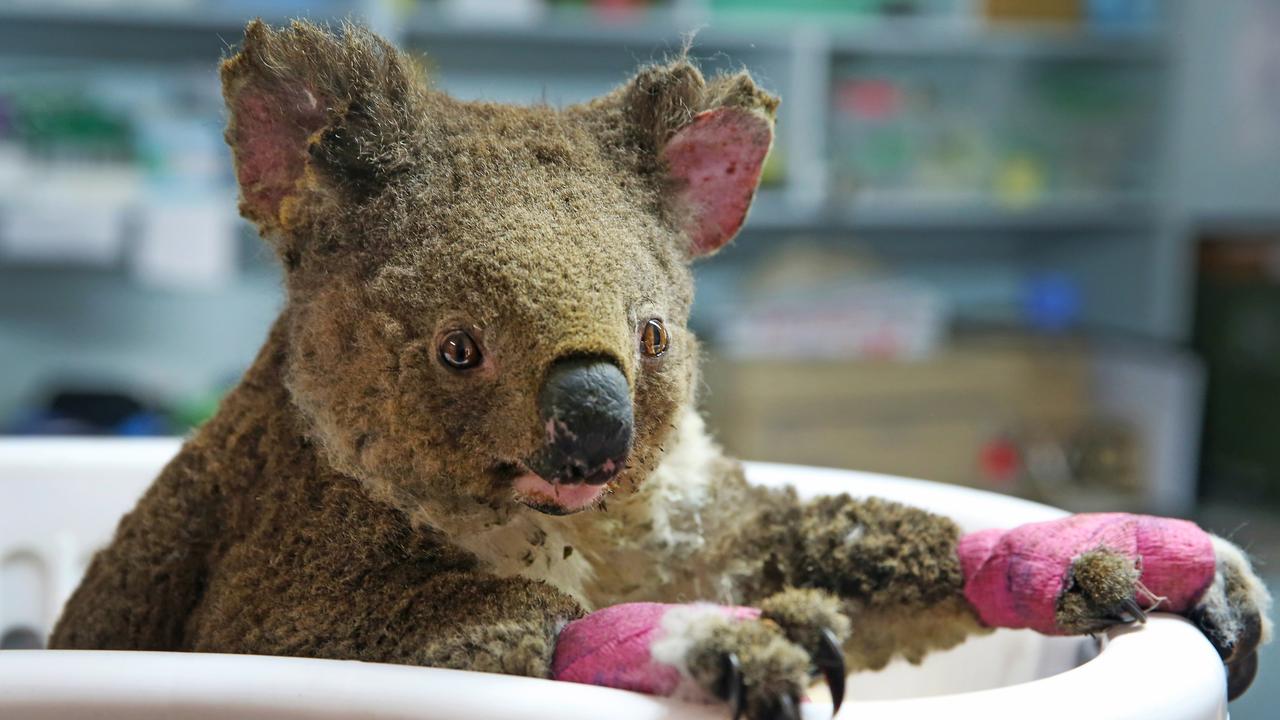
221,20,430,246
584,61,778,258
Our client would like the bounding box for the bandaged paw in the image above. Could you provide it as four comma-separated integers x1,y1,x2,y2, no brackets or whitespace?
958,513,1272,699
552,602,760,697
957,513,1217,635
552,592,850,720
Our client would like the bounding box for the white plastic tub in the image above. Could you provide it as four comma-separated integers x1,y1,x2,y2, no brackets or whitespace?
0,439,1227,719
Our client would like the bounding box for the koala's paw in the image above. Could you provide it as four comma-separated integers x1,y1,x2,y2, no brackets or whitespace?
670,589,850,720
961,514,1273,700
553,594,850,717
1056,538,1272,700
1189,537,1273,700
1055,548,1151,633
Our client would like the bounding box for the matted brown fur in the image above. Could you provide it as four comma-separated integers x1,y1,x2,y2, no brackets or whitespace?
49,19,1267,711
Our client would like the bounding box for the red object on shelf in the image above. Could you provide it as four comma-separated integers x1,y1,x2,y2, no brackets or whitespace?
591,0,647,23
836,79,903,121
979,437,1021,487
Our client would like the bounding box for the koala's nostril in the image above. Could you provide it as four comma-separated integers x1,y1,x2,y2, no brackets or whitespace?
531,356,633,486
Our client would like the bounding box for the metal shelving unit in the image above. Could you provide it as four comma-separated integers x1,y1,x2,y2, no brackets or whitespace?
0,1,1190,346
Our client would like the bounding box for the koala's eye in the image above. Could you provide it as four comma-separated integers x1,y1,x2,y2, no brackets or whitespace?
438,330,482,371
640,319,669,358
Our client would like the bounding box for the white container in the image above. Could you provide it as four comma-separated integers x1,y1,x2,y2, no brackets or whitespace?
0,439,1227,719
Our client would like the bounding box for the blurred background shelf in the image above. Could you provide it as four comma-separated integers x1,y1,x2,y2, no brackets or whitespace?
0,2,1164,56
0,4,310,61
838,198,1159,232
4,0,1280,523
0,4,301,31
737,196,1159,236
403,6,784,49
826,24,1165,60
0,0,1197,406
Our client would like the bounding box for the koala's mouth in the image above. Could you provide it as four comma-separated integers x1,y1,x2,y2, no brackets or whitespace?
514,473,607,515
498,463,610,515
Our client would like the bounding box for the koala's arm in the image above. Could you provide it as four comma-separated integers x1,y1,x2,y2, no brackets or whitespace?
688,470,1269,697
327,571,584,676
183,545,584,677
49,445,218,650
695,474,980,671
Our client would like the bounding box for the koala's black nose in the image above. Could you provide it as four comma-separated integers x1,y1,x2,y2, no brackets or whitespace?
530,357,633,485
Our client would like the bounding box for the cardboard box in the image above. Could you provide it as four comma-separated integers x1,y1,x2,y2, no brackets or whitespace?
702,338,1096,495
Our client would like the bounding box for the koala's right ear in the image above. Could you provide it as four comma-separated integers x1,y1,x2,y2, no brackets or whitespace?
586,60,779,259
221,20,430,253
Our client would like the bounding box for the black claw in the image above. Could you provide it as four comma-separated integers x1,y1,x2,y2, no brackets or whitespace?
814,627,846,717
721,652,745,720
775,693,801,720
1227,651,1259,701
1121,598,1147,624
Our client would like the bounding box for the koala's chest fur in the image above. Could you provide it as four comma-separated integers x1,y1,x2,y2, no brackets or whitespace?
450,410,740,610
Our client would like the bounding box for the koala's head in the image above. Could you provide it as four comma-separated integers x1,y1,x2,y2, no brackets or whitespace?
222,21,776,525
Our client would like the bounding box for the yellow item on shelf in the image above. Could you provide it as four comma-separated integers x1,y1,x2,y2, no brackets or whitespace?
994,154,1047,209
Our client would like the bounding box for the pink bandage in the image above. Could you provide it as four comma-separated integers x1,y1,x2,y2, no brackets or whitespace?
553,602,760,696
957,513,1217,635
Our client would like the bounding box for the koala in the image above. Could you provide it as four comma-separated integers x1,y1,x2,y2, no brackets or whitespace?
51,21,1270,719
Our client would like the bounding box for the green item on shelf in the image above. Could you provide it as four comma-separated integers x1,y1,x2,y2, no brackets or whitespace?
861,126,910,176
10,91,134,163
171,388,229,432
1034,66,1136,118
